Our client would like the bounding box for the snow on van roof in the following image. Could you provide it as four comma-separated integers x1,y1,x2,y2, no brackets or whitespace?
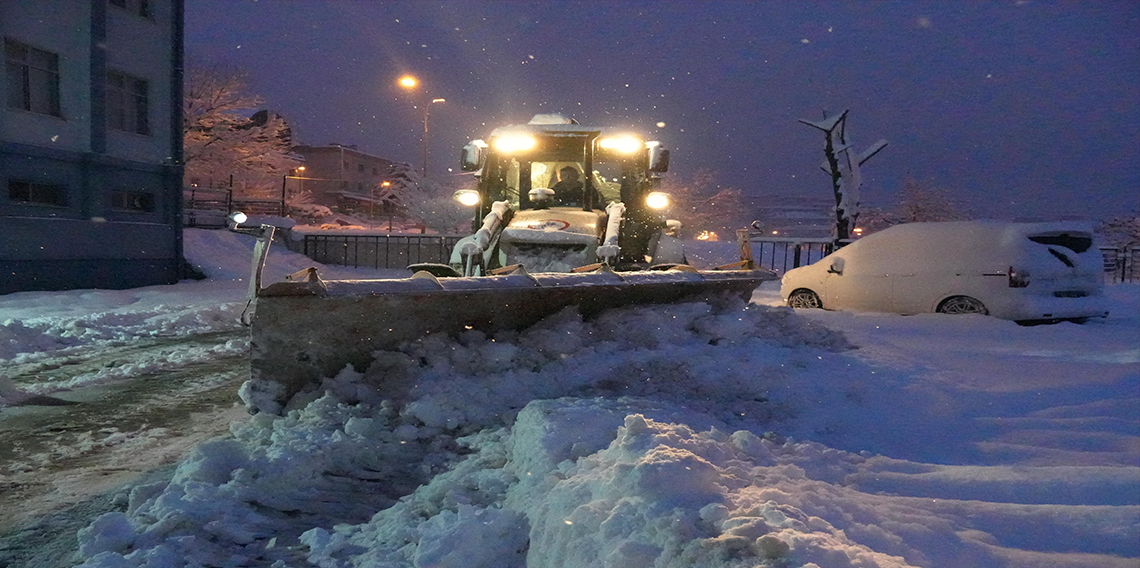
871,220,1095,240
836,220,1102,274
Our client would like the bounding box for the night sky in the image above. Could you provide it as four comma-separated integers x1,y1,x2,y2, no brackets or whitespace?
185,0,1139,221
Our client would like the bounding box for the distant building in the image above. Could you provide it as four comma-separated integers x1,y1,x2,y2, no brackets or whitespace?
292,144,400,207
0,0,184,294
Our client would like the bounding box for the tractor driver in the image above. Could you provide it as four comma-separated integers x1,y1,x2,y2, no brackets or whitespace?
551,166,603,208
551,166,583,206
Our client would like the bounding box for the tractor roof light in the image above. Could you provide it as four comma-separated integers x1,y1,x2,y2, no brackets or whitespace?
453,189,481,207
598,136,644,154
645,191,671,210
492,134,537,154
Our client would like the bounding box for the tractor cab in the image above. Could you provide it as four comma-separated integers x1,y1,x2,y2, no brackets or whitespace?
454,114,673,269
459,114,669,217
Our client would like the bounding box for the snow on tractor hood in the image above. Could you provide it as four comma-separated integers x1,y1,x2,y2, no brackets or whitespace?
501,207,603,246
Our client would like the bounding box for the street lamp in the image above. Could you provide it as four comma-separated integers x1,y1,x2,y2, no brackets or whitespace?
280,165,306,216
398,75,445,177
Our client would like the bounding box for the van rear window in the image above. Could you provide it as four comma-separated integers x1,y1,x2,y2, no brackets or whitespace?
1028,233,1092,253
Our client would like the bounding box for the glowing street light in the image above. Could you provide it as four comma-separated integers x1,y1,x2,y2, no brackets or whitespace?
398,75,445,177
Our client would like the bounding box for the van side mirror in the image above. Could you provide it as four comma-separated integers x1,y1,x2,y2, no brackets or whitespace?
460,141,484,172
827,258,844,275
647,143,669,173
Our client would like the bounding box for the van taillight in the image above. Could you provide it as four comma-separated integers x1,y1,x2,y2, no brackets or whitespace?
1009,266,1030,288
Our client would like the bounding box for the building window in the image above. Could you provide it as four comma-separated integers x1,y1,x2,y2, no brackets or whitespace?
107,70,149,134
9,180,67,206
109,0,152,18
4,39,61,117
111,190,155,212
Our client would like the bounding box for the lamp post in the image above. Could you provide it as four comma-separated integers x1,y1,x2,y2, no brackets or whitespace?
280,166,305,216
398,75,445,177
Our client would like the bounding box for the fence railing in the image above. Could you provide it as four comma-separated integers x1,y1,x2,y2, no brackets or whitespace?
295,233,1137,284
183,188,285,228
301,234,465,270
1101,246,1138,284
746,238,835,274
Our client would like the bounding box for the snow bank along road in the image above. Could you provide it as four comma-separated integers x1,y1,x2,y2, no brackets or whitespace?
0,229,1136,568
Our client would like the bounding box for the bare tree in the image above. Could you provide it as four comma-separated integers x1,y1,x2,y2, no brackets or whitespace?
183,65,299,197
896,177,966,223
1097,212,1140,248
657,169,750,239
385,163,474,233
858,177,967,234
799,110,887,243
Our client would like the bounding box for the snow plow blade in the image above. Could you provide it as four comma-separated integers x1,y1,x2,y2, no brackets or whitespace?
246,267,774,413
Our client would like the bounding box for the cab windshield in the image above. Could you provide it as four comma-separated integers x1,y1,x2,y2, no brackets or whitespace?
501,159,621,209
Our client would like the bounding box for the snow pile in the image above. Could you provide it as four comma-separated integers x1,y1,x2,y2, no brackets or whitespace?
302,403,921,568
0,229,408,406
0,303,244,364
498,243,591,273
71,287,1140,567
74,299,881,568
0,230,257,366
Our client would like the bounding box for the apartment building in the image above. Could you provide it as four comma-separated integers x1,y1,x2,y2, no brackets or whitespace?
292,144,399,206
0,0,184,294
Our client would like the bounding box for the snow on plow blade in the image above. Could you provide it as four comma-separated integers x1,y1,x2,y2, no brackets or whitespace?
247,267,774,413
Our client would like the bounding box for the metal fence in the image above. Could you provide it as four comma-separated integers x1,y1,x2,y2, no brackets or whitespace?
302,234,465,270
746,238,835,274
297,233,1138,283
1101,246,1138,284
183,188,285,228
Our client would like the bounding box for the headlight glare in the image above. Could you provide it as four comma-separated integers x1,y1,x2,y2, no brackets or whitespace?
492,134,536,153
453,189,481,207
645,192,671,210
598,136,644,154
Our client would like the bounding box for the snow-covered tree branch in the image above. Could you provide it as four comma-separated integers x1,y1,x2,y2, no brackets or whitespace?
799,110,886,243
1097,212,1140,248
656,169,751,239
859,177,968,234
183,64,300,196
384,163,474,233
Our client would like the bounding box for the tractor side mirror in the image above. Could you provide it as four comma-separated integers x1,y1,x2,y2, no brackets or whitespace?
460,141,485,172
647,143,669,173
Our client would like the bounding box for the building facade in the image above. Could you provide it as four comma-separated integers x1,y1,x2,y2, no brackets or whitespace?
0,0,184,294
292,144,399,206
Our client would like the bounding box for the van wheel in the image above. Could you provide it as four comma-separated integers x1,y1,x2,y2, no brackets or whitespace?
937,296,988,315
788,289,822,309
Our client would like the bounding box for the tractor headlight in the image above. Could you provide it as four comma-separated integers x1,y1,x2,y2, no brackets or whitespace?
492,134,536,153
453,189,481,207
598,136,643,154
645,191,671,210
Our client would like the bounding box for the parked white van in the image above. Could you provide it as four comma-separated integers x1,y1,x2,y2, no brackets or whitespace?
780,221,1110,322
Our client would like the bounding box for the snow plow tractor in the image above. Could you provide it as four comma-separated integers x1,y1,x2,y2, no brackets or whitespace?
436,113,688,276
235,115,776,414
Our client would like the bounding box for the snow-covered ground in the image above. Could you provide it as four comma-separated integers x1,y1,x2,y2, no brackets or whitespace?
1,229,1137,568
